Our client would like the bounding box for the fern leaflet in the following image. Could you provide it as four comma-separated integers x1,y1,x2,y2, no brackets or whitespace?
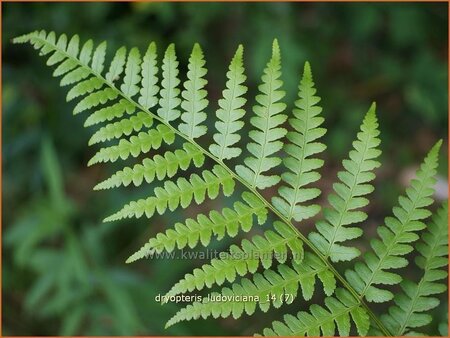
272,61,326,222
235,39,287,189
309,104,381,262
210,45,247,160
345,140,441,303
380,202,448,335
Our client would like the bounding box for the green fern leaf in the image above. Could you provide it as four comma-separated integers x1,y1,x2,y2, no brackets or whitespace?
272,61,326,222
308,104,381,262
139,42,159,109
345,140,442,303
87,124,175,165
165,253,334,327
126,192,267,263
14,31,446,337
120,47,141,97
79,39,93,64
91,40,107,74
164,221,304,297
104,165,235,222
380,202,448,335
209,45,247,160
73,88,118,115
179,43,208,138
60,66,90,87
88,111,153,145
157,44,181,122
235,39,287,189
66,77,103,101
94,143,205,190
105,46,127,83
261,288,369,336
84,99,135,127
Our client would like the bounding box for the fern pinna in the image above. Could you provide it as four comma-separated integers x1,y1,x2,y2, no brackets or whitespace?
14,30,448,336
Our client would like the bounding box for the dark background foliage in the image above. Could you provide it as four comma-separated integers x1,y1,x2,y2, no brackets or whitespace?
2,2,448,335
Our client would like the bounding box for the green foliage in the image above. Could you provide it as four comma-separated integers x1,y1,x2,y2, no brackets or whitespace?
309,104,381,262
380,202,448,335
13,29,447,337
158,44,181,122
210,45,247,161
166,253,335,328
345,141,441,304
272,61,326,222
179,43,208,139
164,221,305,298
235,39,287,190
262,288,370,336
4,138,148,335
126,191,267,263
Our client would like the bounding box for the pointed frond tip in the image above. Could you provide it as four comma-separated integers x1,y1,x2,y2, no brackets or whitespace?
235,37,286,189
210,44,247,161
303,61,312,80
308,103,381,262
272,59,326,222
272,38,280,57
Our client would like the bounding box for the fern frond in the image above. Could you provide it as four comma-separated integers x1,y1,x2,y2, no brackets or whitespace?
66,77,103,101
94,143,205,190
73,88,118,115
87,124,174,166
209,45,247,161
139,42,159,109
345,140,442,303
104,165,235,222
179,43,208,139
261,288,370,336
165,221,304,297
120,47,141,97
272,61,326,222
235,39,287,189
79,38,93,64
381,202,448,335
88,111,153,145
14,30,447,337
84,99,135,127
126,192,267,263
91,40,107,73
165,253,335,328
105,46,126,83
157,44,181,122
60,66,90,86
308,104,381,262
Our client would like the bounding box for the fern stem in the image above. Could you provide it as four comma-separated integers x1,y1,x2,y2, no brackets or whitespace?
33,35,391,336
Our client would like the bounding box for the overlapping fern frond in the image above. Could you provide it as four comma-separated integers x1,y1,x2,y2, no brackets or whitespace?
380,201,448,336
14,30,447,337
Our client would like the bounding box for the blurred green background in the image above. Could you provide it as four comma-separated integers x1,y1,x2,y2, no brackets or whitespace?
2,2,448,336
